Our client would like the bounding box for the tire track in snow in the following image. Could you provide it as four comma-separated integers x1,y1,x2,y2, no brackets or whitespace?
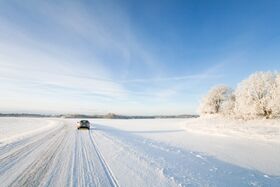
0,122,121,187
74,130,100,186
0,125,64,175
89,130,120,187
8,126,69,187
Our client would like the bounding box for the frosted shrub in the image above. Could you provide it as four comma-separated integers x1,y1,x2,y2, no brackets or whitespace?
235,72,278,119
199,85,234,115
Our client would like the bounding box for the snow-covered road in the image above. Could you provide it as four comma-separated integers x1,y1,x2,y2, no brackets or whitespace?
0,123,119,187
0,119,280,187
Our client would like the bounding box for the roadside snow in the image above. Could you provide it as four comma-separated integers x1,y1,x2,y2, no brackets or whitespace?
92,118,280,176
0,117,61,144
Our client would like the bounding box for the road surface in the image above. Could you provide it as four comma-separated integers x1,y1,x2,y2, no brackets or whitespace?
0,120,279,187
0,123,118,187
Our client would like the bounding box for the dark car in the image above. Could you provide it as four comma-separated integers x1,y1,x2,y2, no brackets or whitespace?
77,120,90,130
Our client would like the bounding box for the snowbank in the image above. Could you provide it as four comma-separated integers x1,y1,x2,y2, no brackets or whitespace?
0,117,62,144
183,116,280,143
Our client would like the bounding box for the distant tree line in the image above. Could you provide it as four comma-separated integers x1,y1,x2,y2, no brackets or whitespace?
0,113,51,118
0,113,198,119
199,72,280,119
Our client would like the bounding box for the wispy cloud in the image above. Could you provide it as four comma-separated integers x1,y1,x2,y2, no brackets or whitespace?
0,0,228,114
0,2,128,99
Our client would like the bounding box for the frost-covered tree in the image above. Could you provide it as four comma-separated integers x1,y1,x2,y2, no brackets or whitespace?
199,85,234,115
234,72,278,119
271,73,280,117
221,94,236,116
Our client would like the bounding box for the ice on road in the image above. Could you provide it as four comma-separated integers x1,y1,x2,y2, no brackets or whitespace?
0,118,279,187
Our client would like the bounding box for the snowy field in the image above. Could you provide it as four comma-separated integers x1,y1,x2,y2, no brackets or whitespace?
0,117,279,186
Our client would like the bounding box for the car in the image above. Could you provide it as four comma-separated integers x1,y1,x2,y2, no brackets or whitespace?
77,120,90,130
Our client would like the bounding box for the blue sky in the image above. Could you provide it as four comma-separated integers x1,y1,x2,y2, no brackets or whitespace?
0,0,280,115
